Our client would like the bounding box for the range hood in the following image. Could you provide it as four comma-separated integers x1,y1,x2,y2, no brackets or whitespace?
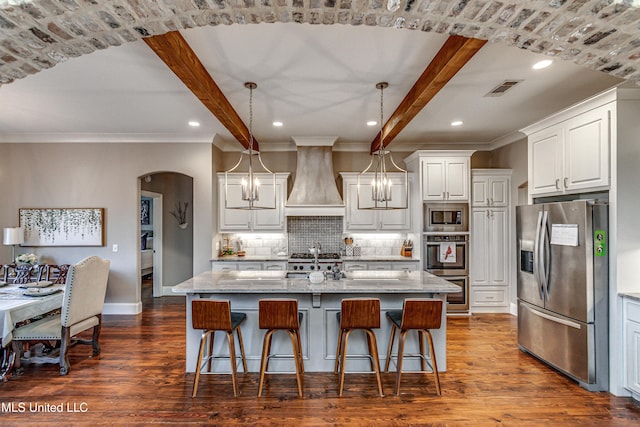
285,136,345,216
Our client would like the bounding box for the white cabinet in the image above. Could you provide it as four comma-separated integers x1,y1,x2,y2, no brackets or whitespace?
343,260,419,272
341,173,411,232
523,101,611,198
422,157,469,201
211,261,237,271
470,207,510,312
263,261,287,271
391,261,420,272
217,173,289,232
470,170,511,313
342,262,368,271
211,260,287,271
624,297,640,400
471,169,510,207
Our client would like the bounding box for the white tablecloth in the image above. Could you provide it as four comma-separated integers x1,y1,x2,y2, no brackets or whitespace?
0,285,64,347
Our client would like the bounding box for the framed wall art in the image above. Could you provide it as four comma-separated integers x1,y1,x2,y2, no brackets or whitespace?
19,208,105,247
140,199,151,225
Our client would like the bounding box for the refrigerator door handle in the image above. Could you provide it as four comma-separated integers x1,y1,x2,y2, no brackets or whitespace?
526,305,582,330
533,211,544,300
539,210,551,300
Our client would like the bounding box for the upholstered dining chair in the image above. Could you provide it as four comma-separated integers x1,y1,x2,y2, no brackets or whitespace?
12,256,110,375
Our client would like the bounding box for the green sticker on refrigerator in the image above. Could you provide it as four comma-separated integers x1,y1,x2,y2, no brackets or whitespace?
594,230,606,257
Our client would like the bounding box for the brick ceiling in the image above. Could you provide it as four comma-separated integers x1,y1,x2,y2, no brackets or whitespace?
1,0,640,86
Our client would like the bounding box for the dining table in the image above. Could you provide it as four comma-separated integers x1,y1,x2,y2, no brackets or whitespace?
0,281,64,381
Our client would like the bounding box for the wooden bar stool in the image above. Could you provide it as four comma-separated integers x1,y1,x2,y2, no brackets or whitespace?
191,299,247,398
258,299,304,397
384,298,443,396
335,298,384,397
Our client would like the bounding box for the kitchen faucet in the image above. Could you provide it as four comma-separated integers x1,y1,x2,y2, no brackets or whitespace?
313,241,321,269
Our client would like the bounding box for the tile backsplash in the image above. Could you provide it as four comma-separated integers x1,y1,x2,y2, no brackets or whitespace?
287,216,343,254
224,216,410,257
349,234,409,257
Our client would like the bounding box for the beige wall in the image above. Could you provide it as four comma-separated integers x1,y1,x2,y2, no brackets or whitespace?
492,138,528,205
0,143,212,311
470,151,493,168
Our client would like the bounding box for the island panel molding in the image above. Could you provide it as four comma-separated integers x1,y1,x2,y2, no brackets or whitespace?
19,208,105,247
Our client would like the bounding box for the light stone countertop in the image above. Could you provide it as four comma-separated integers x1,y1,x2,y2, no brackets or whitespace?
172,270,460,294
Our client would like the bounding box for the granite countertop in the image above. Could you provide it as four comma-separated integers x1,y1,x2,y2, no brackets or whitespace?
341,255,419,262
621,292,640,303
211,255,289,262
172,270,460,294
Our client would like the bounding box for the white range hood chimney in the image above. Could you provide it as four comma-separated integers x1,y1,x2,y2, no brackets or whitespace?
285,136,345,216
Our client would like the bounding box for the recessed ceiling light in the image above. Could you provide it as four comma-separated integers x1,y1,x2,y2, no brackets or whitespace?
188,121,200,127
272,121,283,127
367,120,377,126
451,120,463,127
532,59,553,70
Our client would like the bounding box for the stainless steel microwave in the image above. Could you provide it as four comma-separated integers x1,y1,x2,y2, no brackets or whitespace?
423,202,469,232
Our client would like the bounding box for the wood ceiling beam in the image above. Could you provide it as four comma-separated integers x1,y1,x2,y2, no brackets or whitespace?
370,35,487,154
143,31,257,151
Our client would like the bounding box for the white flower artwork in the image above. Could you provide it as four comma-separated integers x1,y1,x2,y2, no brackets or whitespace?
19,208,104,247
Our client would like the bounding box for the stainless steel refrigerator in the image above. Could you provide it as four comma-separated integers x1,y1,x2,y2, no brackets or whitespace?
516,200,608,391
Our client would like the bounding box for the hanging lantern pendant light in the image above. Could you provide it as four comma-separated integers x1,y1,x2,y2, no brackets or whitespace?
224,82,276,210
357,82,408,210
242,82,259,203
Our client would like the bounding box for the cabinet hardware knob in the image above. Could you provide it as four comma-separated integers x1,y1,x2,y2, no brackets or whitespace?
564,177,568,189
555,179,560,190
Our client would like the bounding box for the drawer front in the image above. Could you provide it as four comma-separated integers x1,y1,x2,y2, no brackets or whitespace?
343,263,367,271
211,262,237,271
472,287,508,306
368,263,392,271
264,262,287,271
626,299,640,324
237,262,264,271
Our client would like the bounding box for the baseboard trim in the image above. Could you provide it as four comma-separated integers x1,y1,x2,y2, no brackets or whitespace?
162,287,177,297
510,302,518,316
103,302,142,315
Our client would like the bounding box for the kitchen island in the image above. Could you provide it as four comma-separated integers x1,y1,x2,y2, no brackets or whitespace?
172,270,460,373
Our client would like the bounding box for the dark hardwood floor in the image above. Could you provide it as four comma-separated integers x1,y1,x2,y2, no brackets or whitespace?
2,279,639,425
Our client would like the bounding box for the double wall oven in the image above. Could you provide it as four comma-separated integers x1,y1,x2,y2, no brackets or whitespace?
423,203,469,313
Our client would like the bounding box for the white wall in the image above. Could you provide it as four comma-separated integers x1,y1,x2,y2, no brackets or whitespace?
0,143,212,313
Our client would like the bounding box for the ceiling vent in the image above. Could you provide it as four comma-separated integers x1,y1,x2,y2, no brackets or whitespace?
485,80,523,97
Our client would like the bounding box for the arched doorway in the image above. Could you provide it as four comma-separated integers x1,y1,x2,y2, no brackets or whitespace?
139,172,194,303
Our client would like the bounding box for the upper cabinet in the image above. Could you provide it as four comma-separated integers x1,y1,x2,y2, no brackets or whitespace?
522,96,612,198
217,173,290,232
341,172,411,232
471,169,511,207
422,157,469,201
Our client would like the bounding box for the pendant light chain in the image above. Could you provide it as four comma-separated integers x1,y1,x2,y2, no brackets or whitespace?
248,82,254,153
379,82,384,155
357,81,407,210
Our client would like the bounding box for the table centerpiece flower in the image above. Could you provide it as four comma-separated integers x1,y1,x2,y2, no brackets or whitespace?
16,253,38,265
